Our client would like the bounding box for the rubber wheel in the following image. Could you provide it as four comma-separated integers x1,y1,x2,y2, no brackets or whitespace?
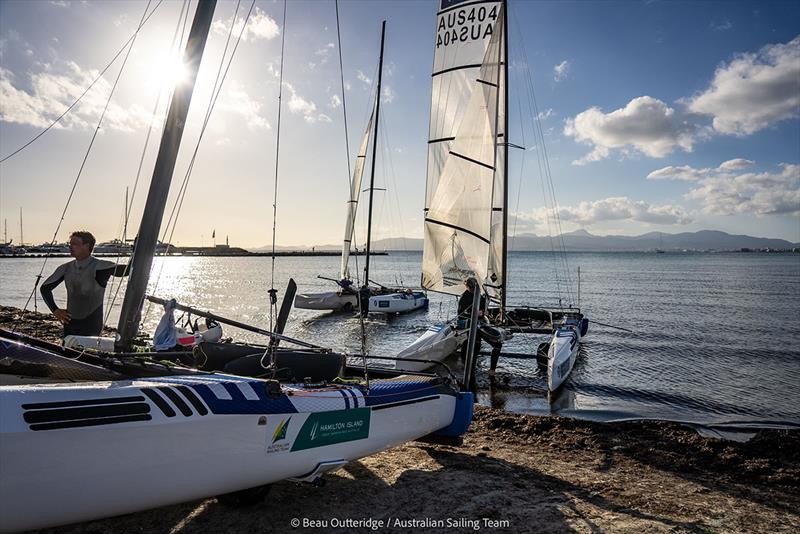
216,484,272,507
342,302,354,312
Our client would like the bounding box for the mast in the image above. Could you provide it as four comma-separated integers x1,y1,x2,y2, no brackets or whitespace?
19,207,23,246
362,21,386,292
116,0,217,351
500,0,509,318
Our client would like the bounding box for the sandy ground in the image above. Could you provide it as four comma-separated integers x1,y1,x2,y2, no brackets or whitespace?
2,306,799,533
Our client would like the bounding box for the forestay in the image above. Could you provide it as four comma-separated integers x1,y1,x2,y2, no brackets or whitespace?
423,0,506,298
340,111,374,280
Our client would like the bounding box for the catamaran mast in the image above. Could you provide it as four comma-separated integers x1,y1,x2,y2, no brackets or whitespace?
500,0,509,319
116,0,217,351
362,21,386,295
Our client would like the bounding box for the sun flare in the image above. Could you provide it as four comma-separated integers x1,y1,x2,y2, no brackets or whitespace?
149,54,189,91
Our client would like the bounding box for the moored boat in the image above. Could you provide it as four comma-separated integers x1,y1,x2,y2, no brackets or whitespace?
0,329,472,532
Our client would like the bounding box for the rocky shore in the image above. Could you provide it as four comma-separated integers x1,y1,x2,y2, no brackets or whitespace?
2,306,798,533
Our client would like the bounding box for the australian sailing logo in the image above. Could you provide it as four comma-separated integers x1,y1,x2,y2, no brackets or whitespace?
266,416,292,454
292,408,370,452
436,2,499,49
272,417,291,443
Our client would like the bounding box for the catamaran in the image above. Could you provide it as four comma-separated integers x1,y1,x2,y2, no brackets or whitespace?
419,0,588,391
294,22,427,316
0,4,472,531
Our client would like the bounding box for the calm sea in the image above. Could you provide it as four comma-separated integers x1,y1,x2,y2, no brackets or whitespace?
2,251,799,431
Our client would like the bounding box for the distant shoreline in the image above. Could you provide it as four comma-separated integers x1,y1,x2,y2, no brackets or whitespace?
0,250,390,258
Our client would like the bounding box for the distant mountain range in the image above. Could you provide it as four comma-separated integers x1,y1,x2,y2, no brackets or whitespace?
254,230,799,252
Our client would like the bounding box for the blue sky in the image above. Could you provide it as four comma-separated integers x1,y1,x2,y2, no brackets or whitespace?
0,0,798,248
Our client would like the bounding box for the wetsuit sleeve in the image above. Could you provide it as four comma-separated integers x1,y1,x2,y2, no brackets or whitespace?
40,264,67,313
95,263,129,288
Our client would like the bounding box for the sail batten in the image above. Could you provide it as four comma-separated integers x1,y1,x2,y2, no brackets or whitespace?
422,0,505,297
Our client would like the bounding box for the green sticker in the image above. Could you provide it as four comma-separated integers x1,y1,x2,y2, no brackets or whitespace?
291,408,371,451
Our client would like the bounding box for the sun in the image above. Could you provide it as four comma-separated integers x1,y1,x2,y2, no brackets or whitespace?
149,54,190,91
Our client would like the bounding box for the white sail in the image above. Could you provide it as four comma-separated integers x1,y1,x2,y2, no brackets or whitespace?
340,111,374,280
422,2,505,296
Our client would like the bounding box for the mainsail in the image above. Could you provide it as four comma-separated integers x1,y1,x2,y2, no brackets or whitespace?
340,111,374,280
423,0,506,299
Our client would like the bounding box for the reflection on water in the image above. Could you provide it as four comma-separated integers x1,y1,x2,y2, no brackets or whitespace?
2,251,799,428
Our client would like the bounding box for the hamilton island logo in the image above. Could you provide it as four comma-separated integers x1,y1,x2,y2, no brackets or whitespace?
272,417,291,444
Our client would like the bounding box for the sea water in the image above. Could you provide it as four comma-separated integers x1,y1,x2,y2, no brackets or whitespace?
2,251,798,430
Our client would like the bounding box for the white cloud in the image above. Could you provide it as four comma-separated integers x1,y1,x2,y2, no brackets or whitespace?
0,63,152,132
50,1,70,7
553,60,570,82
537,108,555,121
648,158,756,182
211,7,280,42
719,158,755,170
564,96,701,164
647,165,709,181
315,43,334,57
356,70,372,86
686,35,800,135
284,82,330,123
684,163,800,215
218,82,270,130
516,197,692,229
329,94,341,108
710,18,733,32
382,85,395,104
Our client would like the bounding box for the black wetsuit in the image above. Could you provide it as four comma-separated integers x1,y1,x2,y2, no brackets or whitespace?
458,288,503,378
40,257,129,337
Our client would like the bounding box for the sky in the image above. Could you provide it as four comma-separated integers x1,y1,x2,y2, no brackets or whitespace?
0,0,798,249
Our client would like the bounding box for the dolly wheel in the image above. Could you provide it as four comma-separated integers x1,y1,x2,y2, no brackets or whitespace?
216,484,272,507
342,302,354,312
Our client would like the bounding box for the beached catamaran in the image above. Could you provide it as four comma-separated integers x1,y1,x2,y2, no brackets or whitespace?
294,22,427,316
421,0,589,391
0,3,471,531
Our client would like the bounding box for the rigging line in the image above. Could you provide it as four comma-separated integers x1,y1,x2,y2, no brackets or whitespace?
511,14,565,304
106,0,191,328
0,0,166,164
380,110,410,260
19,0,154,319
335,0,352,187
269,0,288,331
514,13,575,305
509,57,527,252
144,0,253,324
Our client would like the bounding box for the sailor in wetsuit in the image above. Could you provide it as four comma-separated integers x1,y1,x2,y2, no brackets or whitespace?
458,277,504,378
40,231,129,337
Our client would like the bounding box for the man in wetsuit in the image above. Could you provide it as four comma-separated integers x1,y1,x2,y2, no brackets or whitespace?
458,277,504,378
40,231,129,337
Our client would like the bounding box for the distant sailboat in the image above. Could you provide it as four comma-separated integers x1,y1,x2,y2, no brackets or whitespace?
294,22,428,315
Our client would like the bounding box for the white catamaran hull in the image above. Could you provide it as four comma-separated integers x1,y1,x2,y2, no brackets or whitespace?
0,372,466,532
394,324,466,372
369,292,429,314
294,291,358,311
547,327,580,391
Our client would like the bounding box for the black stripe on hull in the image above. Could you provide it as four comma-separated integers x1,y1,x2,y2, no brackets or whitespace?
158,386,193,416
371,395,441,411
24,402,150,424
175,385,209,416
30,414,152,431
22,395,145,410
141,388,176,417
